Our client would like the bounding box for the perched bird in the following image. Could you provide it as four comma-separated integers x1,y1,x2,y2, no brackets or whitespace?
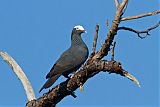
39,25,89,92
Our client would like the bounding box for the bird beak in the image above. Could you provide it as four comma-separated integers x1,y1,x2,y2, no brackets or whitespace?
83,30,87,33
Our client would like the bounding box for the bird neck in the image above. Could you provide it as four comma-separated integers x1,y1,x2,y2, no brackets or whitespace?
71,34,85,46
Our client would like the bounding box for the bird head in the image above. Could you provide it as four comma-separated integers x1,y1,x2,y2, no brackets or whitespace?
72,25,87,34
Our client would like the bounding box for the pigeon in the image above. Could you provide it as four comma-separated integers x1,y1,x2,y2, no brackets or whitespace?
39,25,89,92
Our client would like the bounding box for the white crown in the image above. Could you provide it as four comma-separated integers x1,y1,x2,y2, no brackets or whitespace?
74,25,85,31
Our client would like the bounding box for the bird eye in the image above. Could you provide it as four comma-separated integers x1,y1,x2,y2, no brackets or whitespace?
76,28,79,30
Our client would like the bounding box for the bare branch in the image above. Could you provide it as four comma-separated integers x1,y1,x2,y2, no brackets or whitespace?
106,19,109,28
119,0,129,13
92,24,99,54
0,51,36,101
123,71,141,87
111,41,116,61
92,0,128,60
114,0,119,8
117,21,160,38
107,61,140,87
122,1,128,15
121,10,160,21
26,60,140,107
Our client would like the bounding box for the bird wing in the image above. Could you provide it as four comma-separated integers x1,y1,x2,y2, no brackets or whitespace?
46,47,85,79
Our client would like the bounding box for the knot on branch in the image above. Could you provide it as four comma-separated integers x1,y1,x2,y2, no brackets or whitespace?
108,61,122,74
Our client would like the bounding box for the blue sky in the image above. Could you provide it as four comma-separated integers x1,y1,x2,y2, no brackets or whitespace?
0,0,159,107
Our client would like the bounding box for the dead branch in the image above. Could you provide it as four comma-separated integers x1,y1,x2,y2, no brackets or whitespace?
117,21,160,38
111,41,116,61
114,0,119,9
92,24,99,55
123,71,141,87
92,0,129,61
26,60,140,107
0,51,36,101
121,10,160,21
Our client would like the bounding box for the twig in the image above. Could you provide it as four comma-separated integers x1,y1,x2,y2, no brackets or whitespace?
114,0,119,9
92,0,129,60
123,71,141,87
106,19,109,28
117,21,160,39
92,24,99,54
0,51,36,101
121,10,160,21
122,1,128,15
111,42,116,61
100,40,103,47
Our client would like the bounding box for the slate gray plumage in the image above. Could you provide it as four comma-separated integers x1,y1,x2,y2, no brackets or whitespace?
39,25,88,92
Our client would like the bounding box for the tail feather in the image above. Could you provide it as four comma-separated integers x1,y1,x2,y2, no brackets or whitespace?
39,74,61,93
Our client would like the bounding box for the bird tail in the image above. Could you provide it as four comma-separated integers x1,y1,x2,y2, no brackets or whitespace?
39,74,61,93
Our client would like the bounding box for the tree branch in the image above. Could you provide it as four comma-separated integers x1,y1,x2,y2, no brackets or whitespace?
26,60,140,107
123,71,141,87
92,0,128,60
114,0,119,9
117,21,160,38
0,51,36,101
111,41,116,61
121,10,160,21
92,24,99,55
